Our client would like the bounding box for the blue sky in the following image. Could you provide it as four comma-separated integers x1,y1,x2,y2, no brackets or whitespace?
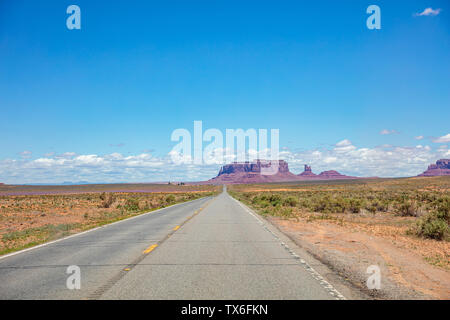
0,0,449,183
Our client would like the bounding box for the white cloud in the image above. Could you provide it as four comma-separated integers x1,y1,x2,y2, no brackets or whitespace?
323,157,337,164
282,140,448,178
0,152,220,184
380,129,399,135
433,133,450,143
1,141,449,183
334,139,356,153
415,8,441,16
415,136,424,140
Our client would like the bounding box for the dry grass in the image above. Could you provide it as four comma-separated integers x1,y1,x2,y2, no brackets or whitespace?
229,177,450,240
228,177,450,265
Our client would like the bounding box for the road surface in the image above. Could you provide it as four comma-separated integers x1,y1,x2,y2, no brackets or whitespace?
0,188,346,300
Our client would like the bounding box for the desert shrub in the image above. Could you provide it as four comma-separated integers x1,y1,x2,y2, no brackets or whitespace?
268,194,282,207
312,199,327,212
376,200,389,212
99,193,115,208
165,194,176,204
283,196,298,207
366,201,378,214
259,200,271,208
395,200,418,217
124,198,140,212
345,198,362,214
138,201,150,211
251,196,260,205
435,197,449,223
414,213,449,240
330,198,346,213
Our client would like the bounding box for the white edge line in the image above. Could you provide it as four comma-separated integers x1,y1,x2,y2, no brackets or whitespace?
229,193,346,300
0,196,211,261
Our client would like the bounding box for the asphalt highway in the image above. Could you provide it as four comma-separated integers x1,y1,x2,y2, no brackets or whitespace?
0,188,346,300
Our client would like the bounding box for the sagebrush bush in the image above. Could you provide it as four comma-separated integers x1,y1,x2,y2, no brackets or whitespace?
124,198,140,212
99,192,115,208
165,194,176,203
268,194,282,207
414,213,448,240
283,196,298,207
395,200,419,217
435,197,449,223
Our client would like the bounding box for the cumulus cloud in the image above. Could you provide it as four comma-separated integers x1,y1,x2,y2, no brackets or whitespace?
433,133,450,143
1,140,449,183
282,140,447,178
0,152,220,184
415,136,424,140
415,8,441,16
334,139,356,153
380,129,399,135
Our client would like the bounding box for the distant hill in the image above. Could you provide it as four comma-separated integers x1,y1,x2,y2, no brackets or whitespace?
418,159,450,177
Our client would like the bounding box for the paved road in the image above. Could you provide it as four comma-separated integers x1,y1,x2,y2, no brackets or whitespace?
0,189,345,300
0,197,211,299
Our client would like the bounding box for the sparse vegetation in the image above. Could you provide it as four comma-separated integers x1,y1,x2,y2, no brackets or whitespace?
229,177,450,242
0,185,219,255
409,196,449,240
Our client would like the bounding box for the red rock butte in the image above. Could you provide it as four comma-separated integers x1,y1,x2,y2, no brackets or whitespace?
208,160,358,184
297,166,357,180
208,160,299,184
418,159,450,177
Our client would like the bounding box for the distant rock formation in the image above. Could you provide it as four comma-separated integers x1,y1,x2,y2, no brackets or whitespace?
208,160,360,184
418,159,450,177
297,165,357,180
298,165,317,177
317,170,355,179
208,160,299,184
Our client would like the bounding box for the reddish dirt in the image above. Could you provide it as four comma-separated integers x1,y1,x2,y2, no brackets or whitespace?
268,215,449,299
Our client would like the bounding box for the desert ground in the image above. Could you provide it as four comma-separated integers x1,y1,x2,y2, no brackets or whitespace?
228,176,450,299
0,183,220,255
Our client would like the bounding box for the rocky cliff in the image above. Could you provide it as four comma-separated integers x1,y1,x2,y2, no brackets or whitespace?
418,159,450,176
208,160,299,184
298,165,317,177
208,160,360,184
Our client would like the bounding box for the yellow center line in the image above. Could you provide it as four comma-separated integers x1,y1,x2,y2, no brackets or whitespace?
173,225,180,231
143,244,158,254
